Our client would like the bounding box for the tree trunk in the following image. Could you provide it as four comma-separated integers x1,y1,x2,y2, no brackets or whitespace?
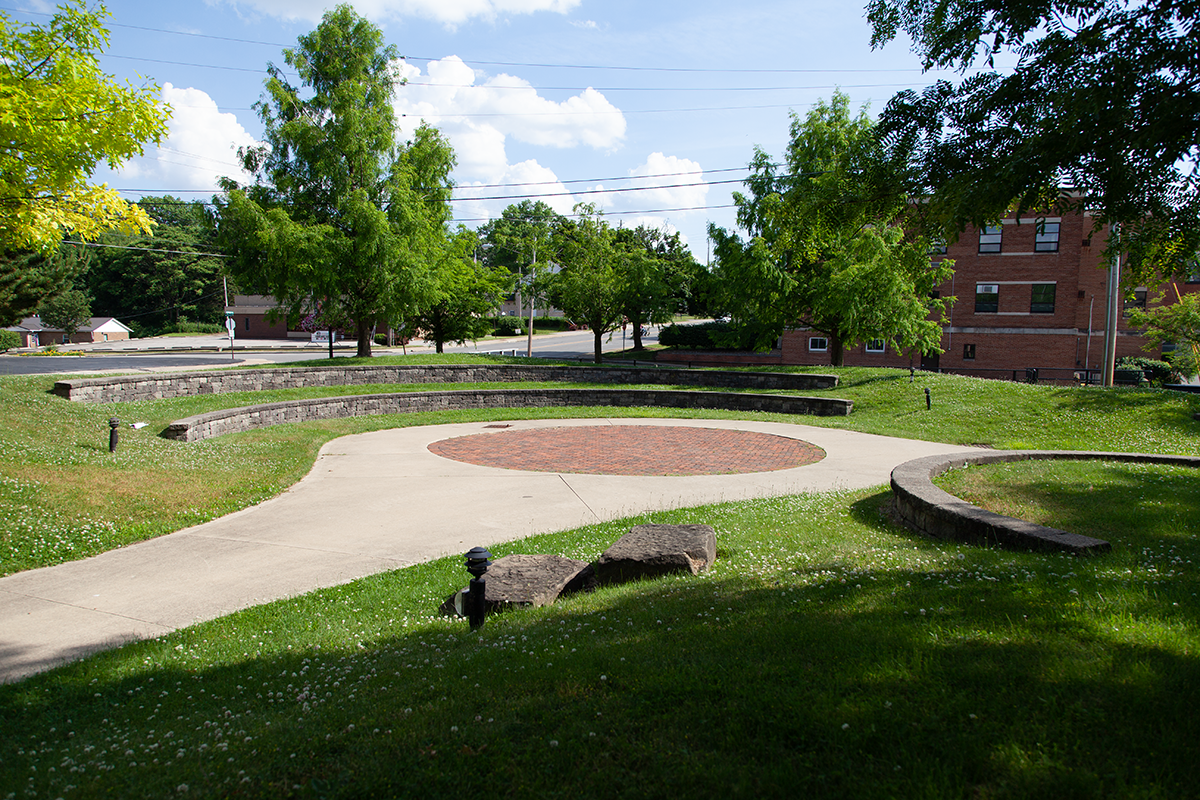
356,318,372,358
594,328,604,363
631,314,644,350
830,333,844,367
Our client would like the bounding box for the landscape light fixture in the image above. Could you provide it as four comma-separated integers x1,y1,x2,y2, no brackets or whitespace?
464,546,493,631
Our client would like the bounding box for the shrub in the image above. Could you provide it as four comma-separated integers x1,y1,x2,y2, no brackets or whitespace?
0,329,20,351
659,320,762,350
491,318,524,337
1116,356,1178,386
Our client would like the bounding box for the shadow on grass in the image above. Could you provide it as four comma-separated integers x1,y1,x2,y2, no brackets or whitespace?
3,537,1198,800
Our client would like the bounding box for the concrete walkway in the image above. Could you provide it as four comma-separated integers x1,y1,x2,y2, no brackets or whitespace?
0,418,978,683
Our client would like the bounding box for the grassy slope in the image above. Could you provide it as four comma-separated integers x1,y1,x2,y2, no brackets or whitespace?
1,358,1198,798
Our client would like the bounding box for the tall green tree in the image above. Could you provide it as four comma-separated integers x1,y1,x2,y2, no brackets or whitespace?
613,225,698,351
1130,291,1200,379
86,197,224,332
0,243,89,326
549,205,626,363
409,227,513,353
0,0,169,253
37,287,90,340
479,200,563,355
217,5,453,358
710,92,952,366
868,0,1200,281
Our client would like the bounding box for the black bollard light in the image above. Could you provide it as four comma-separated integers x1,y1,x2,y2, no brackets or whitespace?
464,546,493,631
924,388,931,410
108,417,120,453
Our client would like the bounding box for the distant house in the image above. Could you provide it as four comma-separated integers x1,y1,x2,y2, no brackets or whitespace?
224,295,293,339
7,316,133,347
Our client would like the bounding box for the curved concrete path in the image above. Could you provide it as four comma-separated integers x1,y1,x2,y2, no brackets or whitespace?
0,418,978,683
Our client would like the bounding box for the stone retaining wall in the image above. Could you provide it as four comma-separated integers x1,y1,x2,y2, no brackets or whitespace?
54,363,838,403
162,388,854,442
890,450,1200,554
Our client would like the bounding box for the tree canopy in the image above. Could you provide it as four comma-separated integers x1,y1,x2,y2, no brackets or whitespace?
548,205,626,363
37,287,90,339
868,0,1200,281
1130,289,1200,379
710,92,952,366
409,227,513,353
217,5,453,357
0,1,169,253
613,225,697,351
86,197,225,333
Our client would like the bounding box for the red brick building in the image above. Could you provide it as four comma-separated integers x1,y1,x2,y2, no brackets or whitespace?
773,211,1200,381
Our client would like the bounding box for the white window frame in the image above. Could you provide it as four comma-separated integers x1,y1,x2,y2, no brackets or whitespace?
808,337,828,352
865,339,885,353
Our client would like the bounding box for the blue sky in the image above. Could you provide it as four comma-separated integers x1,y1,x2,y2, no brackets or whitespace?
12,0,967,258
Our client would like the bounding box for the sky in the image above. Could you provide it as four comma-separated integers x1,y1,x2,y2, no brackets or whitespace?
10,0,970,260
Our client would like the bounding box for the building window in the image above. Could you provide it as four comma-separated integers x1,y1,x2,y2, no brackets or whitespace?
929,239,948,255
1034,220,1060,252
975,283,999,313
978,225,1003,253
1030,283,1056,313
244,317,251,331
1187,259,1200,284
1123,288,1148,316
808,337,828,352
963,343,976,360
865,339,885,353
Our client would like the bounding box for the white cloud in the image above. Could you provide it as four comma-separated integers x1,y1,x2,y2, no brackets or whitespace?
606,152,708,212
396,56,625,154
211,0,580,27
455,159,576,226
394,56,625,225
106,84,259,192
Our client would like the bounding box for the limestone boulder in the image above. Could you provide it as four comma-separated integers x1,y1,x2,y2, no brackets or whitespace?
440,554,593,617
595,523,717,584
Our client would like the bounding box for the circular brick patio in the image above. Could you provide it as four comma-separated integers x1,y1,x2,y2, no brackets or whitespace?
428,425,826,476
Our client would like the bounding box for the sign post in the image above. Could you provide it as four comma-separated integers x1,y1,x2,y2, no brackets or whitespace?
224,313,236,361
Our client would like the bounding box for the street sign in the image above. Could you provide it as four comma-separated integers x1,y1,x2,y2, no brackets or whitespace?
225,317,236,336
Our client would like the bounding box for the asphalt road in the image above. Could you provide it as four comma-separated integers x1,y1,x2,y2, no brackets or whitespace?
0,326,664,376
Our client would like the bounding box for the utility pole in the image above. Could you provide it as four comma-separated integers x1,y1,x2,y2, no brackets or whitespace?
526,242,536,358
1101,223,1121,387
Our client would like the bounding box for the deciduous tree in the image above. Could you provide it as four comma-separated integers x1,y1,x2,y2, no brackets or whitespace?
549,205,625,363
217,5,452,358
710,92,951,366
613,225,697,351
37,288,90,340
868,0,1200,281
409,227,513,353
86,197,225,332
0,1,168,253
1130,290,1200,379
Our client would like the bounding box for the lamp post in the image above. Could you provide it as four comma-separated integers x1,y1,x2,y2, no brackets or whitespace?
108,417,120,453
464,546,493,631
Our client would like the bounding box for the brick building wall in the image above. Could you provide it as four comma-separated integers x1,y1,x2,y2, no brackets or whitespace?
780,210,1200,379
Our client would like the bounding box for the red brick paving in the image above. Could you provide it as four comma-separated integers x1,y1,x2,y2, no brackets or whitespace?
428,425,826,476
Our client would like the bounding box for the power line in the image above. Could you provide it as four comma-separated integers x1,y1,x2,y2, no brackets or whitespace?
64,240,230,258
1,8,943,77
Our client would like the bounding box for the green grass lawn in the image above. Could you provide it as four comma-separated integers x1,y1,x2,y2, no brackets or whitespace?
1,357,1198,798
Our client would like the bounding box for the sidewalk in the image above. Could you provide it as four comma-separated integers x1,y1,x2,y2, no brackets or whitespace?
0,418,979,683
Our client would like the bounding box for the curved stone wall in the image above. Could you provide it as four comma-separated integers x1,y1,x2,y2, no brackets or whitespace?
53,363,839,403
890,450,1200,554
162,388,854,442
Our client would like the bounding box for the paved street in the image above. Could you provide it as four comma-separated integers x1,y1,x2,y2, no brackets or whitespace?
0,326,664,375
